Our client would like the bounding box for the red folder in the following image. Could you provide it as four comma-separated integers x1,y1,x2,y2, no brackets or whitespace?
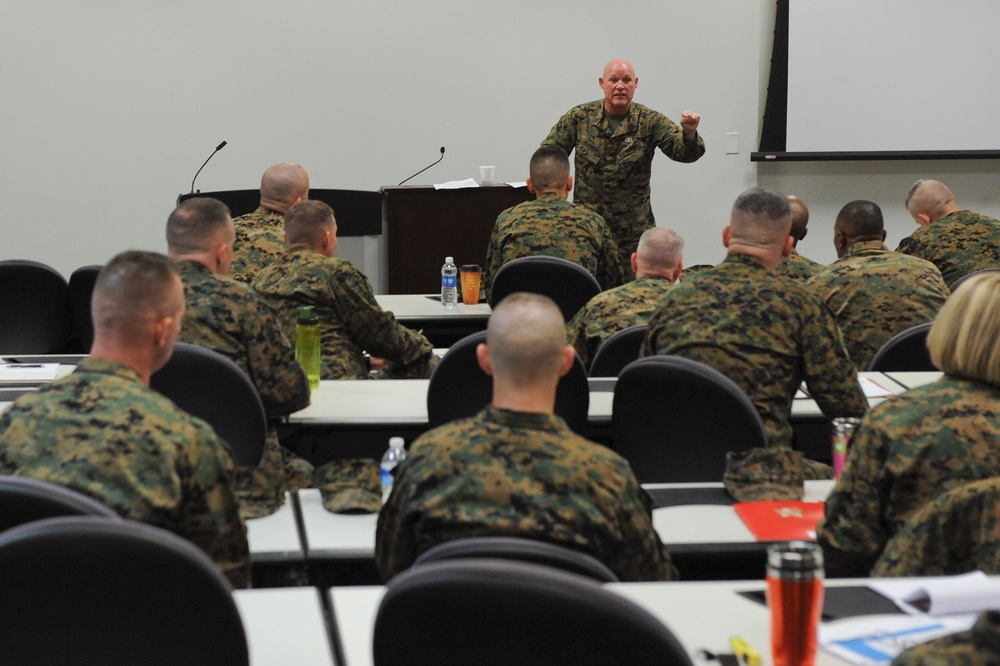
733,501,825,542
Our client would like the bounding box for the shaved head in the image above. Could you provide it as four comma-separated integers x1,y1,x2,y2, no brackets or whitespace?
486,292,568,386
528,145,571,192
905,179,957,222
260,162,310,211
786,195,810,243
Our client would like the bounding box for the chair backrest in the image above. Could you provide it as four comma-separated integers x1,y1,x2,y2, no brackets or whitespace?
0,516,248,666
589,324,649,377
413,536,619,582
150,342,268,467
0,259,72,354
949,267,1000,292
426,331,590,434
373,559,693,666
872,476,1000,578
490,255,602,322
612,355,768,483
866,322,935,372
0,475,120,532
67,264,102,352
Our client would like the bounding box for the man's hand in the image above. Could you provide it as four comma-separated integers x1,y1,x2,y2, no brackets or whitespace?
680,110,700,139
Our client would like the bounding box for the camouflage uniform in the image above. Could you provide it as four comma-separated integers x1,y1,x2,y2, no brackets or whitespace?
252,246,436,380
542,100,705,274
773,248,824,281
566,275,675,369
807,241,949,370
892,612,1000,666
872,477,1000,578
0,357,250,587
642,253,867,453
375,404,674,582
229,206,285,283
816,377,1000,577
483,192,625,298
176,260,313,519
896,210,1000,286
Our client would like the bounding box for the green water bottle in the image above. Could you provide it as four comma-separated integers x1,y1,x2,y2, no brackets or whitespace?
295,306,321,390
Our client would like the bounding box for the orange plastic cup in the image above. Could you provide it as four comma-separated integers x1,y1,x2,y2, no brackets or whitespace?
460,265,481,305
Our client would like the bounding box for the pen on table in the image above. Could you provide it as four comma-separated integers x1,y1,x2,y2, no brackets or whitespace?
730,636,761,666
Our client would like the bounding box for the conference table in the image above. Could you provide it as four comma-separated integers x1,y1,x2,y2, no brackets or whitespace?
284,372,909,463
374,293,490,347
233,587,336,666
328,576,946,666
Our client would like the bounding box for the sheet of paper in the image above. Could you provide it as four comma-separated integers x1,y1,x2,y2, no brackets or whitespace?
0,363,61,381
820,613,976,665
433,178,479,190
859,376,894,398
869,571,1000,616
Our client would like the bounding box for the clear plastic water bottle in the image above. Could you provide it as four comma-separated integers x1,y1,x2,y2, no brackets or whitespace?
441,256,458,308
380,437,407,503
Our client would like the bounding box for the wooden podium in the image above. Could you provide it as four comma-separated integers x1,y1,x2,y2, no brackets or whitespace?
381,185,534,294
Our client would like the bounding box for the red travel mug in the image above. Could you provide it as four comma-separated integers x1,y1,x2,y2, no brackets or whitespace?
766,541,825,666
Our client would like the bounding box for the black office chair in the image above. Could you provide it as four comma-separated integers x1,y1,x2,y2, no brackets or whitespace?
612,355,767,483
426,331,590,434
589,324,648,377
67,264,102,352
413,536,619,582
949,267,1000,292
150,343,268,467
0,516,249,666
490,255,602,322
866,322,935,372
0,475,120,532
373,559,693,666
0,259,72,354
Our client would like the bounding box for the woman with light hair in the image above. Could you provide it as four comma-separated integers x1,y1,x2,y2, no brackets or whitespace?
817,272,1000,577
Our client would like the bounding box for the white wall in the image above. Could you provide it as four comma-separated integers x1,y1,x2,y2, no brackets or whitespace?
4,1,996,281
0,0,762,280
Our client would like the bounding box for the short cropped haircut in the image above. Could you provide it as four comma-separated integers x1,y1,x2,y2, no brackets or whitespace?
730,187,792,246
284,200,335,246
733,187,791,220
486,292,567,385
529,145,571,191
165,197,232,254
927,272,1000,387
836,199,884,236
92,250,179,332
637,227,684,272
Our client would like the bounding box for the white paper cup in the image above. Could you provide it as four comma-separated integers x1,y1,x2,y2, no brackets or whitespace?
479,165,495,186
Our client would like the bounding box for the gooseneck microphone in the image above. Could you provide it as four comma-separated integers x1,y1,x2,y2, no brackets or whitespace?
190,140,228,193
398,146,446,186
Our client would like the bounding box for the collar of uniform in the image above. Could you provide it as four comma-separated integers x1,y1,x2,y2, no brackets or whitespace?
722,252,768,271
591,99,640,132
77,356,145,385
845,240,889,257
534,192,567,204
175,259,213,277
482,404,569,433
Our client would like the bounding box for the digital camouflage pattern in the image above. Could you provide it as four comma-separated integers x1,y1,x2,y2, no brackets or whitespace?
896,210,1000,286
817,377,1000,577
0,357,250,587
375,405,675,582
891,612,1000,666
722,448,804,502
229,205,285,283
565,275,675,369
807,241,949,370
482,193,624,298
252,247,436,380
542,100,705,275
872,477,1000,578
176,260,313,519
641,253,867,453
773,248,824,281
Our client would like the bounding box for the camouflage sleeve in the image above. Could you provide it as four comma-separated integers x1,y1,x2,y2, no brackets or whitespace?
891,612,1000,666
651,109,706,163
610,474,677,581
177,421,251,588
332,265,435,378
799,294,868,418
483,211,508,301
566,307,593,368
816,412,889,577
241,294,310,416
541,108,579,154
895,235,921,258
597,227,627,290
375,455,420,582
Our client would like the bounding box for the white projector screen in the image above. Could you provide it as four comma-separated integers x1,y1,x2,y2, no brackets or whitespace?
786,0,1000,154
